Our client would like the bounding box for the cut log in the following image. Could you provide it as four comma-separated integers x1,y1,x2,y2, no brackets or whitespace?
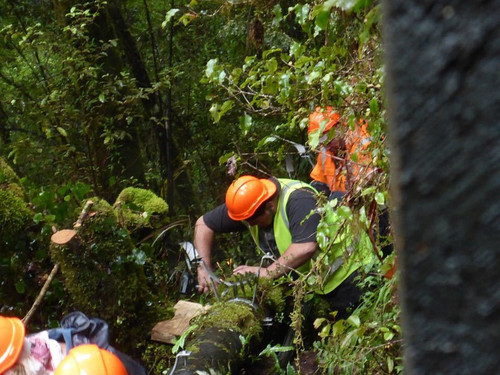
169,301,264,375
51,229,77,245
151,300,209,344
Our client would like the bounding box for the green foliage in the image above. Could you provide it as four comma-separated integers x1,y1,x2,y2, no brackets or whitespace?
314,271,402,374
0,0,395,372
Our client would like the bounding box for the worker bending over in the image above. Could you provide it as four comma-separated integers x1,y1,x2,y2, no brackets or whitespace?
193,175,373,317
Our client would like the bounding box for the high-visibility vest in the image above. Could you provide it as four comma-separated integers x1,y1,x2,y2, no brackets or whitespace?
315,216,373,294
246,178,373,295
247,179,314,272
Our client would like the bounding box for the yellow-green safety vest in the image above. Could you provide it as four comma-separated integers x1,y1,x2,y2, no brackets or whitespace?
247,178,373,294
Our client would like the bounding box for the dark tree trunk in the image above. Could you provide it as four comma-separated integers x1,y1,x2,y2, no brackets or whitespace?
383,0,500,374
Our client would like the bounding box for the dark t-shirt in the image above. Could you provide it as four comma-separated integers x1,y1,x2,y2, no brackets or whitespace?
203,178,320,257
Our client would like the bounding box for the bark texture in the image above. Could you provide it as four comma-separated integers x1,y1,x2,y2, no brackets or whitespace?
383,0,500,374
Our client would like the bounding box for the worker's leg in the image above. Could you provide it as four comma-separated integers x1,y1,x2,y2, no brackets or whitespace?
321,271,364,320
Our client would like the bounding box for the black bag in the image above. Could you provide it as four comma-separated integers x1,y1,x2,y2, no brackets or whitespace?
47,311,146,375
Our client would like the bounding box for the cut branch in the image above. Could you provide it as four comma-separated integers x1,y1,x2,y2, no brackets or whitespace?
23,263,60,326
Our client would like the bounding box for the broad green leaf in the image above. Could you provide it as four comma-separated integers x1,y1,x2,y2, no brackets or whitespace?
219,153,236,164
262,48,281,59
307,70,321,84
387,357,394,373
209,103,220,123
33,212,43,224
331,320,345,336
257,136,277,149
266,58,278,74
272,4,283,26
313,317,326,329
347,314,361,327
205,58,218,78
239,113,252,135
306,275,317,286
320,324,331,338
361,186,376,196
338,205,353,220
375,191,385,205
162,8,179,29
292,4,310,26
290,41,305,58
313,0,335,30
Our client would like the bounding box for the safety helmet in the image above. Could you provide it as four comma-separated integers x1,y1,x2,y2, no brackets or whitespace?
308,106,340,134
225,176,277,221
54,344,127,375
0,316,25,374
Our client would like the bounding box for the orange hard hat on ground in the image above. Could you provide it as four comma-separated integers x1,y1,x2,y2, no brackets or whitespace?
308,106,341,134
0,316,26,374
225,175,277,221
55,344,127,375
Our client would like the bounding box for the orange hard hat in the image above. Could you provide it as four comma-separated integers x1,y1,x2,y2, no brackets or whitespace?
0,315,26,374
55,344,127,375
225,176,277,221
308,106,340,134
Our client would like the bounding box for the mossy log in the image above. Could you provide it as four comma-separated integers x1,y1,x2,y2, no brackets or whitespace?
171,327,245,375
165,277,288,374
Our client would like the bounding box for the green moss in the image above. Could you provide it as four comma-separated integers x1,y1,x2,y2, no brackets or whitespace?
49,197,150,352
193,302,263,340
0,190,31,239
0,158,25,199
0,179,31,251
216,276,287,316
114,187,168,232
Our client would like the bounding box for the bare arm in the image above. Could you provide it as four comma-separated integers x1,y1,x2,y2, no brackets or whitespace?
193,216,215,293
233,242,317,278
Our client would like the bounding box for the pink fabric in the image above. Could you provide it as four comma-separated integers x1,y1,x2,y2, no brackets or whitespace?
4,331,64,375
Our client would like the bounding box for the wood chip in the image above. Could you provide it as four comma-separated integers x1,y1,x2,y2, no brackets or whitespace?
151,300,209,344
51,229,77,245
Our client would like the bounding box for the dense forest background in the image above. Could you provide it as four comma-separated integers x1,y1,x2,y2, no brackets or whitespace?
0,0,399,373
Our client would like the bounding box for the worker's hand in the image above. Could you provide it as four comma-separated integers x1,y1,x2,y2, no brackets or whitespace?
233,265,271,278
197,266,211,294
